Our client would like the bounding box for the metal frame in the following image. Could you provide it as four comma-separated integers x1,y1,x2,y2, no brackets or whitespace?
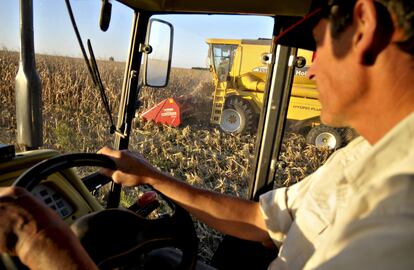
107,11,151,207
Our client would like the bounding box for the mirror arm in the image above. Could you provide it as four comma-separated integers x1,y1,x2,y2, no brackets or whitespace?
139,43,152,54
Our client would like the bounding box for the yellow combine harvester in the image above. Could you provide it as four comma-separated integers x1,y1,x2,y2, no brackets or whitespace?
206,38,353,149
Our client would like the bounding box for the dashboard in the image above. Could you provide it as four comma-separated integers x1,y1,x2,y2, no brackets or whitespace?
0,149,104,224
32,184,74,219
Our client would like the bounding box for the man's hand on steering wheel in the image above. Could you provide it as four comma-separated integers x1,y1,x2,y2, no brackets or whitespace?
0,186,97,270
98,146,163,187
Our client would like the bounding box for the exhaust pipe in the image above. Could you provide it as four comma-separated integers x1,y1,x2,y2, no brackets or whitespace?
15,0,42,150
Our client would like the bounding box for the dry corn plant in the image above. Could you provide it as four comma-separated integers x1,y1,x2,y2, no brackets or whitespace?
0,50,121,152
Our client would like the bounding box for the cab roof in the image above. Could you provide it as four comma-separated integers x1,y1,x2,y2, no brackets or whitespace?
206,39,271,46
116,0,313,17
116,0,320,50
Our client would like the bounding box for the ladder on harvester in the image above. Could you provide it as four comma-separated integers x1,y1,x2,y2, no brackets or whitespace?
210,85,226,125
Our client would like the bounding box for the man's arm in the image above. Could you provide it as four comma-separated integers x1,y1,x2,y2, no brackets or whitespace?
98,147,271,244
0,187,98,270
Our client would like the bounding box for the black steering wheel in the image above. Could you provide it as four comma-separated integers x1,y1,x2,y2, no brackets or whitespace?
12,153,198,270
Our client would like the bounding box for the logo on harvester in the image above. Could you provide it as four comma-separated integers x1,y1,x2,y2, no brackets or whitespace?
141,98,181,127
295,66,309,77
252,66,268,73
292,104,321,112
161,108,177,117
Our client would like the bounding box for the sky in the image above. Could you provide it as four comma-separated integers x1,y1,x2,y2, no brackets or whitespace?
0,0,274,68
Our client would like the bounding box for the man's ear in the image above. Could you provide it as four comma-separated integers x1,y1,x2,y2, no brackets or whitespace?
353,0,393,65
353,0,377,64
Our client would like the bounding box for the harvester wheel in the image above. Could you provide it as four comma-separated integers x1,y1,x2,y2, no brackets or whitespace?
341,127,359,144
220,98,257,134
306,125,343,149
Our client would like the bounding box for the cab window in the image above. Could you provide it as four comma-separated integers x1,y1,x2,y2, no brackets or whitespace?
212,44,237,81
131,14,273,261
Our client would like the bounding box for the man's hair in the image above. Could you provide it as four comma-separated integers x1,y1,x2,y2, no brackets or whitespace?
327,0,414,55
379,0,414,54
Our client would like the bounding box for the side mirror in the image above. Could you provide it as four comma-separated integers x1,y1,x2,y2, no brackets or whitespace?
143,19,174,87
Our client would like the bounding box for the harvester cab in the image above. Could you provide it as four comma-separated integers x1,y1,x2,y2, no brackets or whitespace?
1,0,359,269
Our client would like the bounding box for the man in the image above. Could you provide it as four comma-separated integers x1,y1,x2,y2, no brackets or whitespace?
1,0,413,269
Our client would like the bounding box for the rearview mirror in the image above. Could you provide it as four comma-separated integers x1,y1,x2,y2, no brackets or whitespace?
143,19,174,87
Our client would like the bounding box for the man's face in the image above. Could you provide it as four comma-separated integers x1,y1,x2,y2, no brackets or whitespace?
308,19,367,127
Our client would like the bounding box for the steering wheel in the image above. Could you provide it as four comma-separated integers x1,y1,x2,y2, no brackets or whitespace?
12,153,198,270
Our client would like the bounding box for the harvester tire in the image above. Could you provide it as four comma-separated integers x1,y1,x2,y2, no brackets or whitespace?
341,127,359,144
220,98,257,134
306,125,343,149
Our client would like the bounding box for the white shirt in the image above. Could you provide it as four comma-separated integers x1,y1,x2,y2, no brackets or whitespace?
260,112,414,270
260,135,371,270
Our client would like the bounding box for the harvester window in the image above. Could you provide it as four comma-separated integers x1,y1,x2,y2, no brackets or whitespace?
212,45,237,82
133,13,273,262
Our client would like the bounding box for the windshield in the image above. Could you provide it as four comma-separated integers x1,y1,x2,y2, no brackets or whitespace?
131,13,274,261
211,44,237,82
0,0,132,153
136,14,360,262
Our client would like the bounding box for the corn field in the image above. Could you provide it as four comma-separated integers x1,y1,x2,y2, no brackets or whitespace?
0,50,332,263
